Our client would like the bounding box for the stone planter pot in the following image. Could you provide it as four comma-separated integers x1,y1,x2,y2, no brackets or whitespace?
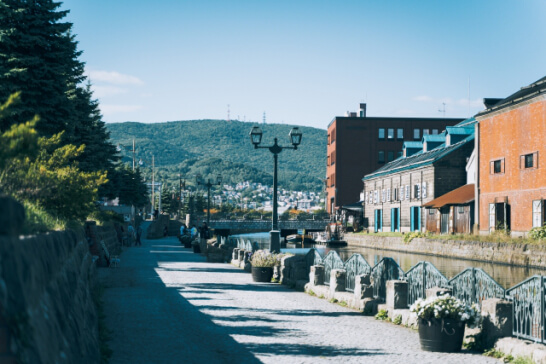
251,266,274,283
418,318,465,352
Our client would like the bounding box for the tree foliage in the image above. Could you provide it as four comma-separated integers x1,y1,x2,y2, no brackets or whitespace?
0,108,107,221
107,120,327,193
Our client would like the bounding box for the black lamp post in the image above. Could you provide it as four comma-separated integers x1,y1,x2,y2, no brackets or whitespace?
196,174,223,226
249,126,302,252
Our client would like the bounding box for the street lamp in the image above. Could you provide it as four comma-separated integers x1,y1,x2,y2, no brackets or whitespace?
249,126,302,252
138,155,157,219
116,139,136,171
196,173,223,226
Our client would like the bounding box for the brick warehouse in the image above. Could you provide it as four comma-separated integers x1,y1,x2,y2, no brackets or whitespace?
362,119,475,232
325,103,462,215
475,76,546,236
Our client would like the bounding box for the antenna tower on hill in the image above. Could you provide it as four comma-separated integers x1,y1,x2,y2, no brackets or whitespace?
227,104,230,122
263,111,266,124
438,102,446,118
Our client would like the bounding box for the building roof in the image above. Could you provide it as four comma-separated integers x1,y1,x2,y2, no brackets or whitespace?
422,184,475,208
403,141,423,149
341,201,364,211
476,76,546,117
423,134,446,142
364,134,473,180
446,126,474,135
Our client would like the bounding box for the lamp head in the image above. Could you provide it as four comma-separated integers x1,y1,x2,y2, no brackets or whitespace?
289,127,302,148
249,126,263,147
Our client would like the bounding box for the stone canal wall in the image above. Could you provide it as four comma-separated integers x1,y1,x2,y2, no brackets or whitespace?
345,233,546,269
0,197,100,364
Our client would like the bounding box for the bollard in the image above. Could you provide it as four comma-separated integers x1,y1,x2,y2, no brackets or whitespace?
329,269,346,296
386,280,408,310
480,298,513,348
309,265,325,286
354,274,373,299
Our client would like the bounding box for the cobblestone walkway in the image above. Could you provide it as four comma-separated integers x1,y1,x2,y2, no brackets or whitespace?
100,231,498,364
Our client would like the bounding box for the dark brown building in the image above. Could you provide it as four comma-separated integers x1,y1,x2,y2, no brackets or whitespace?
326,103,462,215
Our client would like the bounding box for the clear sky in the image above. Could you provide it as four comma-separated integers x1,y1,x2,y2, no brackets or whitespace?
60,0,546,129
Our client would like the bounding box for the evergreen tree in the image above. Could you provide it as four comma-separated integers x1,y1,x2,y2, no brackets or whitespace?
0,0,84,137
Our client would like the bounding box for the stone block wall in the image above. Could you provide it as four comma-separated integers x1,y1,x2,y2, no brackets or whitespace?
0,197,100,363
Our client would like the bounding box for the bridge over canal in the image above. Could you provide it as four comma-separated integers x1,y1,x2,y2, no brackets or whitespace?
209,219,332,237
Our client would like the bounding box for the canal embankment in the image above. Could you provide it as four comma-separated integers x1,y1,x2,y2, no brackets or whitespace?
345,233,546,269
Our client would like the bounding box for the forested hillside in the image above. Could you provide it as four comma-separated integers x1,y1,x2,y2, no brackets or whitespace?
107,120,327,193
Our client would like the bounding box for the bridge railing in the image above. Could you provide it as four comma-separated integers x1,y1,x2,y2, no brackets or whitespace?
344,254,372,292
371,258,404,301
405,261,450,307
323,251,344,286
449,267,505,305
506,275,545,343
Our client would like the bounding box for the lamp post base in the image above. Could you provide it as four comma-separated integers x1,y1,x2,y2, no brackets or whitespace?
270,230,280,253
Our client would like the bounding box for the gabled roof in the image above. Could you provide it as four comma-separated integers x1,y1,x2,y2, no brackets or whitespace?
446,126,474,135
403,141,423,149
364,134,474,180
423,134,446,142
476,76,546,117
423,184,475,208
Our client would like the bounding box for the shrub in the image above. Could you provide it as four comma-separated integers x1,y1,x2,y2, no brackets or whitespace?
393,315,402,325
410,294,481,328
375,309,389,321
249,250,278,267
529,224,546,240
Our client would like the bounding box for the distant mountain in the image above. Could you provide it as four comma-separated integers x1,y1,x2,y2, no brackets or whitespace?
106,120,327,193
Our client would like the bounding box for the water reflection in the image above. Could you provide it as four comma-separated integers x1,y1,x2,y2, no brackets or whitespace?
329,245,546,289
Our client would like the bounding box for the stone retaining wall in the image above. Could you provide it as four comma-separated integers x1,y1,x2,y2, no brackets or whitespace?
0,197,100,363
345,233,546,269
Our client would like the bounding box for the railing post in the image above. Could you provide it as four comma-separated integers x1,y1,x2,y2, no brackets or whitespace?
471,268,477,304
422,262,427,301
542,276,545,343
540,275,545,343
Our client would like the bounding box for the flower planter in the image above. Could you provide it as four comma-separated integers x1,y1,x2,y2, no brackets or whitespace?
251,266,274,282
418,318,465,352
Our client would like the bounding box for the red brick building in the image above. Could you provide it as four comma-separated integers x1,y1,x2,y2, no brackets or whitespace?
475,76,546,236
326,103,462,215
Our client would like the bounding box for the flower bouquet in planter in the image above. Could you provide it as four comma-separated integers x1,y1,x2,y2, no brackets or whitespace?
410,294,481,352
249,250,278,282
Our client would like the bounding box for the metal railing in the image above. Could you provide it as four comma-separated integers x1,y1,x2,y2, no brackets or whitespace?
449,267,505,305
506,275,545,343
306,248,323,272
405,261,450,307
323,251,344,286
344,254,372,292
371,257,404,301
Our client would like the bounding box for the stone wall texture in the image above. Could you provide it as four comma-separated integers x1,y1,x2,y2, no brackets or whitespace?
0,198,100,363
345,233,546,269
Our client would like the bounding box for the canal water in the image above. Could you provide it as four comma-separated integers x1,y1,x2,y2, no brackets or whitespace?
230,232,546,290
326,245,546,290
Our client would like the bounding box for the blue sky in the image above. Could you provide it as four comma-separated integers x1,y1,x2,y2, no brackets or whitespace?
61,0,546,129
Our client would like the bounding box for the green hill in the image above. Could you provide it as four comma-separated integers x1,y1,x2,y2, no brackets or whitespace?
106,120,327,193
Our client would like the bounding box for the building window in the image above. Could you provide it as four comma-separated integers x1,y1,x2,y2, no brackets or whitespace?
521,152,538,169
414,184,421,199
378,128,385,140
491,159,505,174
413,128,420,140
393,188,398,201
397,128,404,140
432,129,439,135
458,206,464,214
533,200,544,228
387,188,391,202
429,209,435,215
405,185,410,199
423,129,430,136
388,128,394,140
378,151,385,163
388,151,394,162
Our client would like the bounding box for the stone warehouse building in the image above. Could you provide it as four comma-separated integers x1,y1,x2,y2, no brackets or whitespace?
362,119,475,232
475,76,546,236
325,103,462,215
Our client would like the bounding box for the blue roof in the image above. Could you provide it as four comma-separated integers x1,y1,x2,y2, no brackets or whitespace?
423,134,446,142
403,141,423,149
446,126,474,135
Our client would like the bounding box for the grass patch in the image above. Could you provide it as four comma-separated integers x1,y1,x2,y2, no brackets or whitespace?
21,200,67,234
338,301,348,307
307,289,316,296
375,309,389,321
329,298,338,304
392,315,402,325
318,294,325,299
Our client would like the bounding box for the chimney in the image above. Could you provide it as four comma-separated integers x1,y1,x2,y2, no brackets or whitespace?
359,103,367,117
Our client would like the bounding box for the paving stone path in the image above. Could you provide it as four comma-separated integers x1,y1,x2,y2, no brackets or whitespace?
100,228,498,364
